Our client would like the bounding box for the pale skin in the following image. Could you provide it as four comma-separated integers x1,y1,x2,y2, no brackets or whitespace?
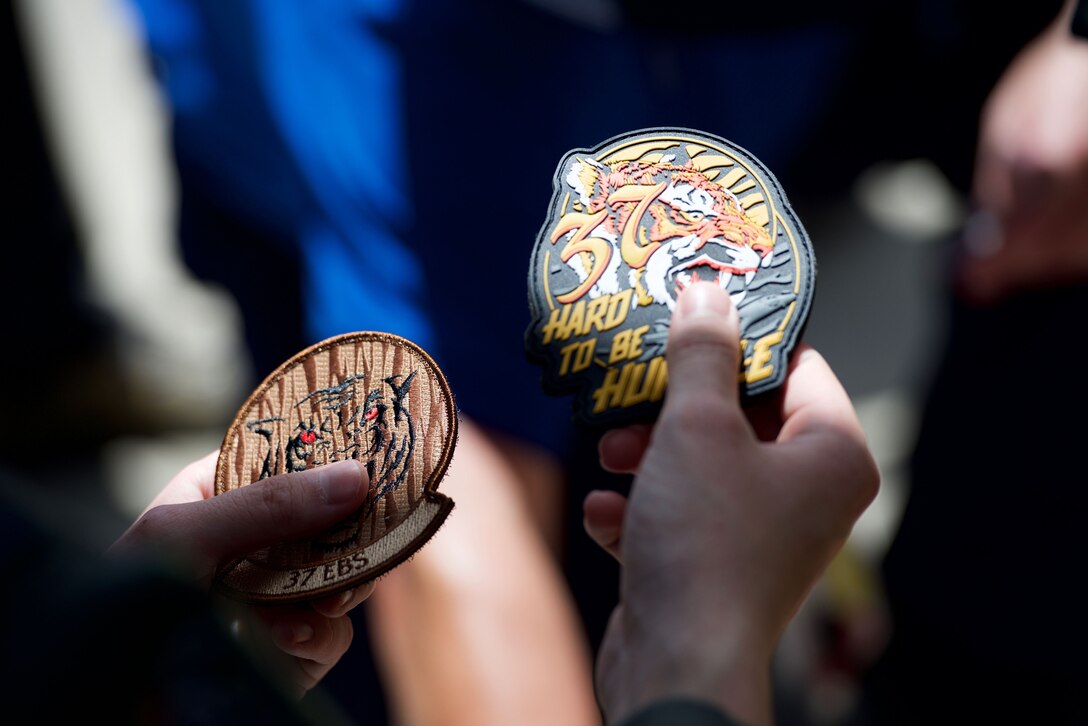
110,456,375,699
365,419,600,726
582,282,880,725
363,10,1084,717
113,429,599,724
109,422,600,722
108,284,875,724
960,0,1088,303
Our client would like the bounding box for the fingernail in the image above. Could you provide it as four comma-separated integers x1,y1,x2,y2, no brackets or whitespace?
277,621,314,644
338,589,354,608
316,460,364,505
676,281,732,320
586,517,619,536
293,622,314,643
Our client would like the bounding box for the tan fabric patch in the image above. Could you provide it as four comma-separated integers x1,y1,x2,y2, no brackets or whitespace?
213,332,457,603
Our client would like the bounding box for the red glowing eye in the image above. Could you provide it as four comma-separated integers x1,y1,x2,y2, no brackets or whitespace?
365,407,379,421
299,430,317,444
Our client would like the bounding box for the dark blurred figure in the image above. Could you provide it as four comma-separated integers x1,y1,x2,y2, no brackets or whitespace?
862,1,1088,723
3,12,338,717
4,0,110,454
2,0,147,548
0,464,353,726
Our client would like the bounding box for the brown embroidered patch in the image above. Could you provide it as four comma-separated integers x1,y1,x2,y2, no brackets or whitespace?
213,332,457,603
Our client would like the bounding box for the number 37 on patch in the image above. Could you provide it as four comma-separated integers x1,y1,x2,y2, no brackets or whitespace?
526,127,816,427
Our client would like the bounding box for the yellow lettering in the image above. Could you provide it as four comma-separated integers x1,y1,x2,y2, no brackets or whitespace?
558,341,577,375
609,329,632,364
745,331,784,384
626,360,669,408
540,305,570,345
593,365,631,413
560,339,596,375
651,357,669,401
540,292,636,347
603,289,633,331
620,362,650,407
564,300,586,340
592,357,668,413
628,325,648,359
582,296,609,336
608,324,650,364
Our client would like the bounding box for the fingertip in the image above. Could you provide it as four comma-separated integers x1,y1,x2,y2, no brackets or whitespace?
674,280,737,325
665,282,742,406
310,581,376,618
311,459,368,507
582,490,627,562
582,489,626,532
272,618,315,648
790,343,820,369
598,425,652,473
583,488,621,511
778,344,867,447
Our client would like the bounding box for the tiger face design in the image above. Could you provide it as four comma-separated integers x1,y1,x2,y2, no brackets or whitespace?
214,332,458,603
527,128,816,427
561,156,775,311
247,371,416,555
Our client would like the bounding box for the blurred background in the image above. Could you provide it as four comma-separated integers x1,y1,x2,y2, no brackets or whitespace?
5,0,949,549
6,0,251,541
6,0,1081,724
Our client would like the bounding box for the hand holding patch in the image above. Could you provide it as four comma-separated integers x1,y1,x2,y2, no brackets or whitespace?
213,332,458,604
526,128,815,426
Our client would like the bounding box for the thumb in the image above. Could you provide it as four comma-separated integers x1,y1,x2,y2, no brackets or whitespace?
664,282,742,409
187,459,368,562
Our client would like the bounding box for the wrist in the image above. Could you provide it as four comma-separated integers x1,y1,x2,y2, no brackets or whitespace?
608,616,775,726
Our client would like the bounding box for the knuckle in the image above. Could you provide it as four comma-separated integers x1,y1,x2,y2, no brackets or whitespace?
856,451,882,510
830,439,882,516
114,504,190,559
664,397,747,440
668,327,738,363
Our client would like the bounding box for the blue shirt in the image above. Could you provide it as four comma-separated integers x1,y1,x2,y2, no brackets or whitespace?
127,0,852,452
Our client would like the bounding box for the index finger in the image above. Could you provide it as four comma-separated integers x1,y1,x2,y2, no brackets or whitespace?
143,450,220,513
774,346,880,514
776,346,869,449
